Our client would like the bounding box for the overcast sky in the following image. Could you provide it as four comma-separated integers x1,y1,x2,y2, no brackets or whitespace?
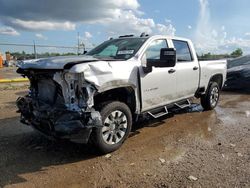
1,0,250,54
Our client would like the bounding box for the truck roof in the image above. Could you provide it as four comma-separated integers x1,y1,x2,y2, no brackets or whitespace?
117,34,190,42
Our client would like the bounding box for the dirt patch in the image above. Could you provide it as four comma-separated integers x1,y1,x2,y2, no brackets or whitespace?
0,67,21,80
0,90,249,188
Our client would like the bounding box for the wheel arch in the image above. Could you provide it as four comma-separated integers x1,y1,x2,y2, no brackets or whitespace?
196,73,224,97
94,86,138,115
208,74,223,89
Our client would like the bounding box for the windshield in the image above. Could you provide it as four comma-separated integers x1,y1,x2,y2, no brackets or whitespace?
87,38,148,60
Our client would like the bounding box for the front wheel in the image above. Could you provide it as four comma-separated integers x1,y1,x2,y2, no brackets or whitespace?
201,82,220,110
91,101,132,154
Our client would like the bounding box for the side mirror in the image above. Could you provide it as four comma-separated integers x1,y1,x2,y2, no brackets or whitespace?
142,53,152,73
147,48,176,68
157,48,176,67
83,50,88,54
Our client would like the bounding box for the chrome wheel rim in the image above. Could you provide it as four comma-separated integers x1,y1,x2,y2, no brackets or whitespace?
102,110,128,145
210,87,219,107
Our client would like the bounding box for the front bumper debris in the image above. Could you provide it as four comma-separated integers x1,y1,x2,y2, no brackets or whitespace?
16,96,102,144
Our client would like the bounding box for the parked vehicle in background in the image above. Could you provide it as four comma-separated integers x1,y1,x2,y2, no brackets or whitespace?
224,55,250,90
16,34,227,153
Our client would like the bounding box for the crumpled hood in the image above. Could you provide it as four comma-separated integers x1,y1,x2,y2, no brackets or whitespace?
227,64,250,73
17,54,138,93
17,55,99,69
67,60,138,90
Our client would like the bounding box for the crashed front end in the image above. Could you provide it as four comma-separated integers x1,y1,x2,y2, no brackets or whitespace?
16,68,102,143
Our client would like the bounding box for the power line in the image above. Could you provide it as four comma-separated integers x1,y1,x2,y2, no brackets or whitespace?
0,42,92,50
77,32,80,55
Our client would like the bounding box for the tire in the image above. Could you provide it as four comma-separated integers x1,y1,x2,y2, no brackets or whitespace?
201,82,220,110
91,101,132,154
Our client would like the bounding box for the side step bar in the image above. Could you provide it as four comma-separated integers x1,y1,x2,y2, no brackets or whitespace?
148,106,168,119
174,99,191,109
147,99,191,119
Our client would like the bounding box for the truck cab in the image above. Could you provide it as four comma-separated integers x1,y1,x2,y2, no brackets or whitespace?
137,36,200,111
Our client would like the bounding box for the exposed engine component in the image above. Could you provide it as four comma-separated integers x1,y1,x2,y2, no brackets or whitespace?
16,69,102,143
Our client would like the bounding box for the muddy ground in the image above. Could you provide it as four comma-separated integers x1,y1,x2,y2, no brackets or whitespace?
0,88,249,188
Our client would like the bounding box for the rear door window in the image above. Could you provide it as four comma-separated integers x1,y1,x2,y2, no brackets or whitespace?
173,40,193,62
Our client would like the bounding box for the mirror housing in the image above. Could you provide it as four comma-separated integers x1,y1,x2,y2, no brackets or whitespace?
142,53,152,73
147,48,176,68
159,48,176,67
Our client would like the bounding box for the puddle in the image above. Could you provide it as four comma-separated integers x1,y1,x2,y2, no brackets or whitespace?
187,103,203,113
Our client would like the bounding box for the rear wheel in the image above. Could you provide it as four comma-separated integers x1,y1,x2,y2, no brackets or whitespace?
92,101,132,154
201,82,220,110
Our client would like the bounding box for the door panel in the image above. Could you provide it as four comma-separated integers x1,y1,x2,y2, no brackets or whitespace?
175,62,199,100
172,40,199,100
139,39,177,112
140,67,176,112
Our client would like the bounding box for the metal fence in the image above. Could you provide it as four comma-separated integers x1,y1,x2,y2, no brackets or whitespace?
0,42,93,60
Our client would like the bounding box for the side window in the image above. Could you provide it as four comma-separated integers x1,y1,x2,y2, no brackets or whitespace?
173,40,193,62
145,39,168,60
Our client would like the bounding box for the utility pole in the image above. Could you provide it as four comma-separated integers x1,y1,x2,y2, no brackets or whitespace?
82,42,86,54
33,40,37,59
77,32,80,55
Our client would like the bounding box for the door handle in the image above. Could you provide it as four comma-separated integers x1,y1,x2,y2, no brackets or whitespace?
193,66,199,70
168,69,176,74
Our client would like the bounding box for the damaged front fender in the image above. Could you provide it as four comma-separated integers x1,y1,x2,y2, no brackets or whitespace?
67,61,140,112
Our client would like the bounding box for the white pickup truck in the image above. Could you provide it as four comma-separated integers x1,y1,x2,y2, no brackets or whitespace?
16,34,227,153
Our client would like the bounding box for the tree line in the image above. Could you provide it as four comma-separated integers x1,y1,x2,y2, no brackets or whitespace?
7,51,77,60
198,48,243,60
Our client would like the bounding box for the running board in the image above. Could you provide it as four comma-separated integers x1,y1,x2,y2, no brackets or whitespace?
174,99,191,109
147,99,191,119
148,106,168,119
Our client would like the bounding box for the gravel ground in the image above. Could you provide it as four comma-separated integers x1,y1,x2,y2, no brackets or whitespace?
0,67,21,80
0,88,249,188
